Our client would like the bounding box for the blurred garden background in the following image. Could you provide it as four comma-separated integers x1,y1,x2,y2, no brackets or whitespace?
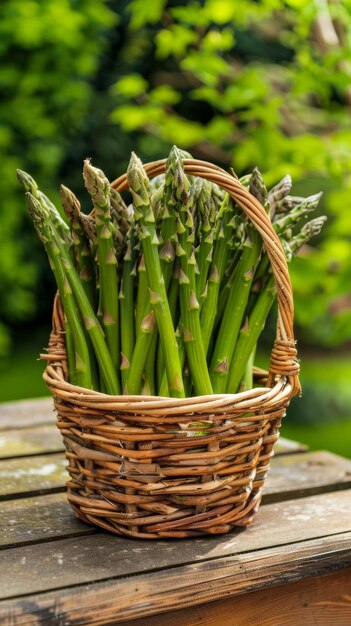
0,0,350,456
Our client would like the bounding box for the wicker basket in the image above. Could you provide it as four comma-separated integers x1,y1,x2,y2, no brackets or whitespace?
43,158,301,539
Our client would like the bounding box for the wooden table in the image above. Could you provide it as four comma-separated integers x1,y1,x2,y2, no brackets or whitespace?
0,397,350,625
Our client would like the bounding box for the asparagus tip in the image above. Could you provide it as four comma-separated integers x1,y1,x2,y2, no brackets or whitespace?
17,169,37,193
83,159,110,207
127,152,150,208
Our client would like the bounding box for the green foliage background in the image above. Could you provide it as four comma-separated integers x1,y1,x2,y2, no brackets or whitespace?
1,0,351,355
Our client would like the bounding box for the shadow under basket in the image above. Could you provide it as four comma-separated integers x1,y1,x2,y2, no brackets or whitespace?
42,157,301,539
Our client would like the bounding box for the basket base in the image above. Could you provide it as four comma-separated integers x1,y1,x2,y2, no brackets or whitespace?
66,487,263,539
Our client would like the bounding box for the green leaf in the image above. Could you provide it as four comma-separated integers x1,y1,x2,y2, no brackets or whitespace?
128,0,166,28
155,25,197,58
113,75,148,98
149,85,181,105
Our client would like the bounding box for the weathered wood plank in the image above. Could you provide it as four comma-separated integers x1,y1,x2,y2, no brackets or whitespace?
124,570,351,626
0,397,53,430
0,425,63,459
0,453,67,500
0,493,95,548
0,490,350,599
274,436,307,455
266,450,351,501
0,531,350,625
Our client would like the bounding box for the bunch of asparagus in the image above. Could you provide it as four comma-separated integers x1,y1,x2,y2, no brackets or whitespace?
17,146,325,398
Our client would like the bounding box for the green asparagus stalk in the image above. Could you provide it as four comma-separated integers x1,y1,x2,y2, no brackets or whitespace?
213,222,246,329
17,170,72,246
172,152,213,396
273,193,323,236
209,228,262,392
64,321,77,386
127,152,184,398
154,148,182,393
51,223,120,395
268,175,292,218
28,186,119,394
281,216,327,262
119,228,137,389
200,193,237,354
195,180,217,304
209,169,266,393
26,193,91,389
226,215,327,393
240,346,256,392
110,187,131,260
60,185,96,307
83,160,120,379
125,310,156,395
131,148,185,397
135,254,149,332
156,264,180,394
226,278,276,394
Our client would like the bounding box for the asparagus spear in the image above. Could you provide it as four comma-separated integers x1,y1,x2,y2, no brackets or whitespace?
172,151,213,396
273,193,323,237
60,185,96,307
17,170,71,246
135,254,149,332
195,180,217,305
26,185,119,394
130,150,191,396
110,187,131,260
83,160,120,379
26,193,91,389
209,169,266,393
127,152,185,398
154,148,182,393
268,175,292,219
119,228,137,389
226,216,327,393
51,219,120,395
200,193,237,354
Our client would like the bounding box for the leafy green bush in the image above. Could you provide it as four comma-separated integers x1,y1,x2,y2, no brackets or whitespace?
0,0,116,354
112,0,351,346
2,0,351,355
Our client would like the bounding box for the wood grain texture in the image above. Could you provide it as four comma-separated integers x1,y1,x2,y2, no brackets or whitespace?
0,425,63,459
266,450,351,501
125,570,351,626
0,453,67,499
0,493,95,548
0,398,53,430
274,436,307,455
0,490,350,598
0,532,350,625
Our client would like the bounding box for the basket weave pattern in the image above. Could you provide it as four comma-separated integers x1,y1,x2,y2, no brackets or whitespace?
43,159,300,538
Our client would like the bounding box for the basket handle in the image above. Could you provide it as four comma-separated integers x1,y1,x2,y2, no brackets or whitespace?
112,158,301,396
